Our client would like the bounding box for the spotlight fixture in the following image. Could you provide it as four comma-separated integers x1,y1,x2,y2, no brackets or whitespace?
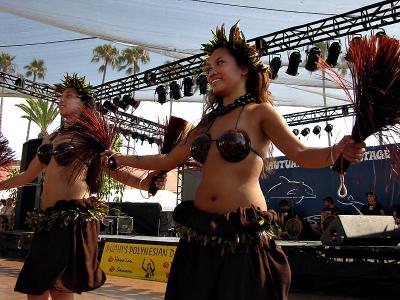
182,77,194,97
155,85,167,104
268,56,281,79
169,80,181,100
305,47,321,72
120,94,139,110
324,124,333,136
342,105,349,116
112,96,121,106
14,77,24,89
144,71,156,85
286,51,302,76
326,42,341,67
95,101,107,114
102,100,118,113
375,29,386,37
197,74,208,94
301,128,310,137
293,129,300,136
312,125,321,136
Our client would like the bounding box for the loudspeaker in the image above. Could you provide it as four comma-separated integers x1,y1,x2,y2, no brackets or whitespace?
108,202,162,236
14,138,42,230
321,215,400,246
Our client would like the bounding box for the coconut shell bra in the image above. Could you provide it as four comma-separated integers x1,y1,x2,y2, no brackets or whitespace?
191,96,263,163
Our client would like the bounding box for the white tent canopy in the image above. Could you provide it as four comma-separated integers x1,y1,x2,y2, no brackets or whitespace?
1,0,399,108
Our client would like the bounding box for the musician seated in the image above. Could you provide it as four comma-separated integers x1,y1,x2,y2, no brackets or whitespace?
0,198,15,231
276,200,302,240
311,196,340,236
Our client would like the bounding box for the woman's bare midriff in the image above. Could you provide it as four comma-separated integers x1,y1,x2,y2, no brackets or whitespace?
193,154,267,214
40,163,89,209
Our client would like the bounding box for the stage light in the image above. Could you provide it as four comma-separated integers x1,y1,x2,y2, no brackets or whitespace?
375,29,386,37
169,80,181,100
286,51,302,76
14,77,24,89
312,125,321,136
301,128,310,137
131,131,141,140
182,77,194,97
269,56,281,79
324,124,333,136
293,129,300,136
305,47,321,72
342,105,349,116
144,71,156,85
112,96,121,106
326,42,341,67
120,94,139,110
197,74,208,94
155,85,167,104
102,100,118,113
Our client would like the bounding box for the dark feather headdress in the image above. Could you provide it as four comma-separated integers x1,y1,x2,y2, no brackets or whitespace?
54,73,94,104
202,21,266,73
319,35,400,196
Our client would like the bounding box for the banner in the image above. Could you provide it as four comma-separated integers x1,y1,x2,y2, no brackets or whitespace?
100,242,176,282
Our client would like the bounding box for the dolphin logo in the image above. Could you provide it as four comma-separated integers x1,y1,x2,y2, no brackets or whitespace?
267,176,316,204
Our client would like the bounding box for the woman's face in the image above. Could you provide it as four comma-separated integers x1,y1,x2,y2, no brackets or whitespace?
58,88,83,119
207,47,248,97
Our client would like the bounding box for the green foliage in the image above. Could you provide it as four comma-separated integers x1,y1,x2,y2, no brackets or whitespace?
98,135,125,203
24,59,47,81
91,44,120,83
0,52,17,73
15,97,59,137
118,46,150,75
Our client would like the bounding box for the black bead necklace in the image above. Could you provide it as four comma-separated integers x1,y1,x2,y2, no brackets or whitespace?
210,94,259,117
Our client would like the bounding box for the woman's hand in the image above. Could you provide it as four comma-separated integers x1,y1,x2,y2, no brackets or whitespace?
334,136,366,164
101,150,122,170
140,171,167,191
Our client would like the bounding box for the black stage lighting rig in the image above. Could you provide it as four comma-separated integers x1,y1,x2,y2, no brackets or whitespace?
286,51,302,76
155,85,167,104
182,77,194,97
197,74,208,95
169,80,181,100
269,56,282,79
305,47,321,72
326,42,341,67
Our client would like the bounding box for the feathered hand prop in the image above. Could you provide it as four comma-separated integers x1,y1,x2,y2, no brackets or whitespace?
319,35,400,177
0,133,14,169
67,107,118,193
148,116,193,196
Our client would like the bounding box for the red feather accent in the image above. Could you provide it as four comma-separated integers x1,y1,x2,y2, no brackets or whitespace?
319,35,400,177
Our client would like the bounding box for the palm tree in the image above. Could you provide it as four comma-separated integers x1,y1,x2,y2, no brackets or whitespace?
15,97,59,138
91,44,120,84
0,52,17,132
24,59,47,82
118,46,150,75
24,59,47,140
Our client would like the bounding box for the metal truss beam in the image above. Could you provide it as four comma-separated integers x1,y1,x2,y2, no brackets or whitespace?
93,0,400,100
253,0,400,55
0,71,164,137
283,104,356,126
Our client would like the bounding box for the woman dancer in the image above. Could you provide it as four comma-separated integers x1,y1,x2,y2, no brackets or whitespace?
0,73,164,300
103,23,366,300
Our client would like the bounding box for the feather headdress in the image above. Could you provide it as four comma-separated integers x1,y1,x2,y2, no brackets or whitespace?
54,73,94,104
202,22,266,72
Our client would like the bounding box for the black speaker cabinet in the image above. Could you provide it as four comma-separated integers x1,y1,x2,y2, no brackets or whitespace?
321,215,400,246
14,138,42,230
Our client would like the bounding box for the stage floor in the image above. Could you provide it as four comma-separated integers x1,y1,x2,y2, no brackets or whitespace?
0,257,368,300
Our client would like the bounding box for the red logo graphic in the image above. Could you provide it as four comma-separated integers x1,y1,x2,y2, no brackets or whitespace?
163,262,170,268
108,256,114,262
109,266,115,272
